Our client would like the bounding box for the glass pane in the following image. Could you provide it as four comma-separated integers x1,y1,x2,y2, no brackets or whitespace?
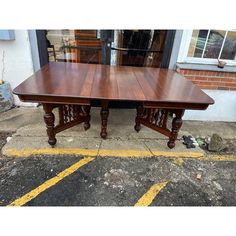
203,30,226,58
111,30,167,67
46,30,102,64
46,30,168,67
220,31,236,60
187,30,208,58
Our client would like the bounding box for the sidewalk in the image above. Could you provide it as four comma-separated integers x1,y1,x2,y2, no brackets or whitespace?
0,106,236,158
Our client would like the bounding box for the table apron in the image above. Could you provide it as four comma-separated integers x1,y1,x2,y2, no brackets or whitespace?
143,101,209,110
18,95,91,106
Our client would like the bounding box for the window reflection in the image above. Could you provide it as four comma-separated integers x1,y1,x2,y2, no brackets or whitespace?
220,31,236,60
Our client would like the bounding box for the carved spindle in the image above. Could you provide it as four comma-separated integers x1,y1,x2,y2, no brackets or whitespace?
134,105,143,132
64,105,69,123
72,105,76,120
58,105,64,125
68,105,72,122
167,109,185,149
162,110,169,129
142,108,148,119
147,108,152,122
100,101,109,139
150,108,155,123
154,109,160,125
78,105,83,116
43,104,57,147
158,110,165,127
83,105,91,130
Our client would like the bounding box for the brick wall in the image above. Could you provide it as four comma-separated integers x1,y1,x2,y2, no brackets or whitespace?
178,69,236,91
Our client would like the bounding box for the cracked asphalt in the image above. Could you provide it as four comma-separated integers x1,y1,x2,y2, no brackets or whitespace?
0,152,236,206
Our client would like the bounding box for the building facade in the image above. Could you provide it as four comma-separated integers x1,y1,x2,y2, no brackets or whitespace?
0,30,236,121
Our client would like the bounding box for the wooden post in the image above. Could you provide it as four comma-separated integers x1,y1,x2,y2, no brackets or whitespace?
100,100,109,139
83,105,91,130
167,109,185,149
134,104,143,132
43,104,57,147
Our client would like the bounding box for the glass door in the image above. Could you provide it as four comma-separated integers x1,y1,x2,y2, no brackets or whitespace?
46,30,103,64
111,30,167,67
45,30,169,68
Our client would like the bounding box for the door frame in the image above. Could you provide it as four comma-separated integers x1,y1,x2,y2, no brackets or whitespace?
36,30,49,67
161,30,176,68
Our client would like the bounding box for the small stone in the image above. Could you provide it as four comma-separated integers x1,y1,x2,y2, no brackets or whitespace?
104,173,109,177
50,169,53,172
67,137,73,142
196,173,202,180
206,137,211,144
208,133,225,152
213,181,223,191
10,168,17,176
6,136,12,142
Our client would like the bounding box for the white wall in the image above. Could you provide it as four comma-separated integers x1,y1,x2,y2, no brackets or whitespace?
184,90,236,122
0,30,35,106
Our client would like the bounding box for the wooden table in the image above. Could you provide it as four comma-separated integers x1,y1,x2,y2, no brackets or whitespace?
13,62,214,148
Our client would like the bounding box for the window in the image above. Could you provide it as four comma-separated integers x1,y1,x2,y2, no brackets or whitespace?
178,30,236,66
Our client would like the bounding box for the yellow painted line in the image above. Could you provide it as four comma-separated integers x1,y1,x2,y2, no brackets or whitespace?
98,149,153,158
4,148,98,158
3,148,236,161
152,150,205,158
135,181,169,207
8,157,94,207
4,148,201,158
199,154,236,161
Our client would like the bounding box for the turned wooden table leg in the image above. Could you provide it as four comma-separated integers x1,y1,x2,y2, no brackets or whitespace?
83,105,91,130
167,109,185,149
100,100,109,139
43,104,57,147
134,104,143,132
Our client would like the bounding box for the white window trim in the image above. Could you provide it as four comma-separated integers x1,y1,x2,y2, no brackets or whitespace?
177,30,236,66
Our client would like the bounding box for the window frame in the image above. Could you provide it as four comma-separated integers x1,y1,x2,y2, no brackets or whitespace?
177,30,236,66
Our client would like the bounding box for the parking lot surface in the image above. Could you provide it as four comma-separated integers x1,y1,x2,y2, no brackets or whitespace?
1,154,236,206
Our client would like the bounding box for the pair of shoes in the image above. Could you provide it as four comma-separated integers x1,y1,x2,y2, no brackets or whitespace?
182,135,196,148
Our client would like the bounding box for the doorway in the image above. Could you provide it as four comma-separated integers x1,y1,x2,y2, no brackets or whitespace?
38,30,174,68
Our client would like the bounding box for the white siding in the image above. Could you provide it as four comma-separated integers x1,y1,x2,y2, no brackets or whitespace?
0,30,35,106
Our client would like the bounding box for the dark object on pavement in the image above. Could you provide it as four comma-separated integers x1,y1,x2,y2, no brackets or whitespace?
182,135,196,149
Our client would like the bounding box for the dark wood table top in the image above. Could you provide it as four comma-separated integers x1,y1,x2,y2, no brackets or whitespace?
13,62,214,109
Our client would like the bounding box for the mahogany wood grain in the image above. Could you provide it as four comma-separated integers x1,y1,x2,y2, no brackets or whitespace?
13,62,214,109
